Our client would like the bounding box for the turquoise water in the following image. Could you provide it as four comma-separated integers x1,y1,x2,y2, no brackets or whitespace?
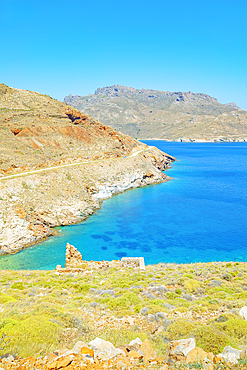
1,141,247,270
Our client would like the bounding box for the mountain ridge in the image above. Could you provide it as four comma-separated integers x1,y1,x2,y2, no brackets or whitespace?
64,85,247,141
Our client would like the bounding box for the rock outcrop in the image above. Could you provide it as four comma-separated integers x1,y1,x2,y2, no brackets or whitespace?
2,336,247,369
239,306,247,320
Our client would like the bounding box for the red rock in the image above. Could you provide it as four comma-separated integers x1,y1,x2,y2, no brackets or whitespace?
80,347,94,357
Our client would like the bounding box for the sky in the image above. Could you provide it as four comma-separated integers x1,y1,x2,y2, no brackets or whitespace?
0,0,247,109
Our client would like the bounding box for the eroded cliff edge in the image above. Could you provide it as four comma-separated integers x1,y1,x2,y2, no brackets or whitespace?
0,84,175,255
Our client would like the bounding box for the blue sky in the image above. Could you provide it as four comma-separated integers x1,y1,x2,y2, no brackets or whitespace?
1,0,246,109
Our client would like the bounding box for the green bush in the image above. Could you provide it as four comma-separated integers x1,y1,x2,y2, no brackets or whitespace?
183,279,200,293
166,319,197,340
217,318,247,340
175,288,183,295
195,325,234,353
166,292,179,299
0,315,62,357
74,283,97,293
11,282,25,290
101,291,141,313
0,294,17,304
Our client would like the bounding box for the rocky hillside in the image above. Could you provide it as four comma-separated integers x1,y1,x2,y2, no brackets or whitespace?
0,84,175,255
0,84,144,174
0,261,247,369
64,85,247,141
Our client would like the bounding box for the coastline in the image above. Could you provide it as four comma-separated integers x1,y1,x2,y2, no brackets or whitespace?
140,137,247,142
2,141,247,269
0,145,175,256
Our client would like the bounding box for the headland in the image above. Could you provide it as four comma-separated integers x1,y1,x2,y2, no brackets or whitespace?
0,84,175,255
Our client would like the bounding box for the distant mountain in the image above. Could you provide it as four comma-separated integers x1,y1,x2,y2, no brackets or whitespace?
64,85,247,141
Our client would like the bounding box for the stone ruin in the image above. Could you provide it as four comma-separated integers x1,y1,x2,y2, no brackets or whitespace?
55,243,83,273
121,257,145,270
65,243,83,268
55,243,145,274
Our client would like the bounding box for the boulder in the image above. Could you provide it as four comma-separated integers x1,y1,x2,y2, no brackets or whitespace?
127,337,143,352
209,279,222,287
90,302,98,308
186,347,208,363
5,355,14,362
47,354,74,369
163,302,176,310
46,353,57,362
157,285,168,294
239,306,247,320
80,347,94,357
100,289,115,296
168,338,196,358
140,339,157,362
53,348,69,357
116,360,127,369
218,345,242,364
128,337,143,347
127,350,143,359
183,294,194,301
89,337,125,360
140,307,149,315
71,340,87,354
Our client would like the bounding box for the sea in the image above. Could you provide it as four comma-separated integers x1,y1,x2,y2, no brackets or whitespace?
1,141,247,270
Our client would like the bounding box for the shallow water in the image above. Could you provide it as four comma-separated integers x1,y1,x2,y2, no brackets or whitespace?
1,141,247,270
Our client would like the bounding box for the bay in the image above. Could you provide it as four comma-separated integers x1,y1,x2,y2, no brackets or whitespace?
1,141,247,270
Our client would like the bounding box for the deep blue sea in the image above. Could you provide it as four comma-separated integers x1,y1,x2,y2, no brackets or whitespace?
1,141,247,270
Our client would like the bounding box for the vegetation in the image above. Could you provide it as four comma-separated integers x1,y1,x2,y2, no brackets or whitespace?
0,261,246,359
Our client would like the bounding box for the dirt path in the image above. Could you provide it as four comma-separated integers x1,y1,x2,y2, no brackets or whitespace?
0,148,146,181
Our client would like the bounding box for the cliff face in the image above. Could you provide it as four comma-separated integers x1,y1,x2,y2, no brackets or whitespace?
64,85,247,142
0,84,175,255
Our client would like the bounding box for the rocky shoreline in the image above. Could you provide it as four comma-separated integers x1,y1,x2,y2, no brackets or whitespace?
0,145,175,256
